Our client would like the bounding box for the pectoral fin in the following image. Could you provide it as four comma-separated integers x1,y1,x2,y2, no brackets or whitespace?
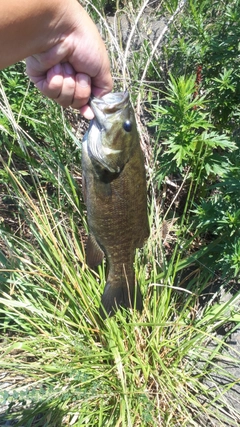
86,234,104,268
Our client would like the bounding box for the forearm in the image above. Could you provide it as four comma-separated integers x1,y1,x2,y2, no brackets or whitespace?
0,0,85,69
0,0,113,118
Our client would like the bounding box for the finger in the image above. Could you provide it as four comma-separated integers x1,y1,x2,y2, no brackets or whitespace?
33,63,64,99
33,63,76,107
80,104,94,120
53,62,76,108
70,73,91,109
90,60,113,98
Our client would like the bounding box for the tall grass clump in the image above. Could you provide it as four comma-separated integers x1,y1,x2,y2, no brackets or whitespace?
0,145,239,425
0,1,240,426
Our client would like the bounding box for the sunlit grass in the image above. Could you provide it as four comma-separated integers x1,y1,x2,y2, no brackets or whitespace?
0,1,240,426
0,149,239,425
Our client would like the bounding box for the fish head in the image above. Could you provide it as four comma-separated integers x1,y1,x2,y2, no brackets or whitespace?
87,92,138,173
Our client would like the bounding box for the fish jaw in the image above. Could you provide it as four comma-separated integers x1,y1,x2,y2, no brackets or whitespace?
90,92,130,118
87,91,138,173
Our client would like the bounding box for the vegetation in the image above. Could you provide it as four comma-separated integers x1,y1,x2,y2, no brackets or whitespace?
0,0,239,426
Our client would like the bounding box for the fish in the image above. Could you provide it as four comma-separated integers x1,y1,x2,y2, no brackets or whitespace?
82,91,149,318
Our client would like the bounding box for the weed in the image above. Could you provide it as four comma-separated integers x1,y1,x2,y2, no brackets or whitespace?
0,1,239,426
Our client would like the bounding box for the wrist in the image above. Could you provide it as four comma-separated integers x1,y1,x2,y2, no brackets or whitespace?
0,0,85,68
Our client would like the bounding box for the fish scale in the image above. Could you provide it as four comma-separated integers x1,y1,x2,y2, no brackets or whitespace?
82,91,149,318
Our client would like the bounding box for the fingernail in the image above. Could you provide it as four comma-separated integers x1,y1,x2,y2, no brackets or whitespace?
80,105,94,120
53,64,62,75
77,73,90,87
65,63,74,75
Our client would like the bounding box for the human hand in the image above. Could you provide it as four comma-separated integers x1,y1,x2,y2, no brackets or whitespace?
25,3,112,119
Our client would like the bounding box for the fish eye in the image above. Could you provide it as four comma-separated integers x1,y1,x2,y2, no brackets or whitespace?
123,120,132,132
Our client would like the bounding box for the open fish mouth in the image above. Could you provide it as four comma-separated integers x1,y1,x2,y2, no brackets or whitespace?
90,91,129,119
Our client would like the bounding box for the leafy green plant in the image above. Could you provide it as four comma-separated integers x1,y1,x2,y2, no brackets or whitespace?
0,1,240,426
0,63,47,138
149,71,240,282
193,169,240,278
150,73,236,185
162,0,240,133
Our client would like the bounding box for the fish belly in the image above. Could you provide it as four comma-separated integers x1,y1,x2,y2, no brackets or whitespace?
82,141,149,317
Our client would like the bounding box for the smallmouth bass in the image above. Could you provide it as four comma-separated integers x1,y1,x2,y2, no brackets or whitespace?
82,92,149,318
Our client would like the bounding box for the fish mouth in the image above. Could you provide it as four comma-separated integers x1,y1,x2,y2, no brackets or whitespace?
90,91,129,127
87,91,130,173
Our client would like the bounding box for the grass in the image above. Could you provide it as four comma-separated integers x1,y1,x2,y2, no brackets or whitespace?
0,0,240,426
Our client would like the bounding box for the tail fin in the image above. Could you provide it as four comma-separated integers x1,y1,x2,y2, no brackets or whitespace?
99,282,143,319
